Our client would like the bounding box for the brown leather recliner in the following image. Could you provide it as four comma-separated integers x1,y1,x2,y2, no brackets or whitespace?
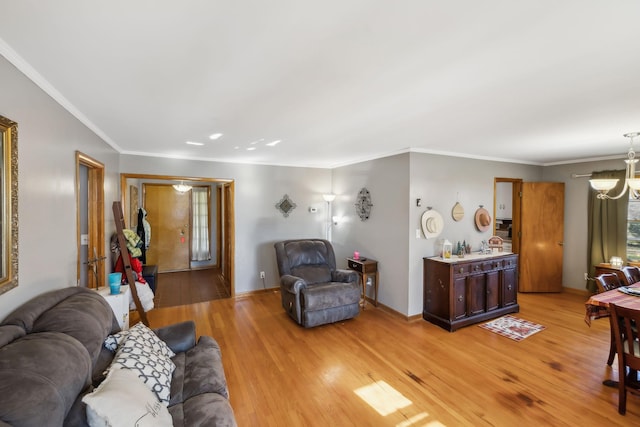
274,239,360,328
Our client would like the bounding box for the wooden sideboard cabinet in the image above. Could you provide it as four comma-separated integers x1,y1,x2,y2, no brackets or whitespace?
423,253,519,331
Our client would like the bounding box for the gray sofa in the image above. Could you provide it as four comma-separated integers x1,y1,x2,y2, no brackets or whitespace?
0,287,236,426
274,239,361,328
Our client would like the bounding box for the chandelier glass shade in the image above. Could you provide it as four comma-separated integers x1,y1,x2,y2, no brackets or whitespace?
590,132,640,199
172,182,192,193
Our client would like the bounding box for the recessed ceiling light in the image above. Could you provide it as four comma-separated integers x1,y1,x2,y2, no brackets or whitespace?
266,140,281,147
186,141,204,146
247,147,257,151
209,133,223,140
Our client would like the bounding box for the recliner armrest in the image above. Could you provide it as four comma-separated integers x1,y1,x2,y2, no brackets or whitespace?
280,274,307,294
153,320,196,353
333,269,359,283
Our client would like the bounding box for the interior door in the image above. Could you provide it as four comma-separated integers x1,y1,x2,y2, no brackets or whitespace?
76,152,105,289
144,184,191,272
519,182,565,292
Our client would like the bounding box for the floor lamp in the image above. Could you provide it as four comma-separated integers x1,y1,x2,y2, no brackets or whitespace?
323,194,335,241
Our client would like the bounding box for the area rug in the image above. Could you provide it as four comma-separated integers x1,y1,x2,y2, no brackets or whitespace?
478,315,545,341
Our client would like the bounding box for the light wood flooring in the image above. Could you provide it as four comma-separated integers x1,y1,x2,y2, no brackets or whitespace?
154,268,229,308
140,290,640,426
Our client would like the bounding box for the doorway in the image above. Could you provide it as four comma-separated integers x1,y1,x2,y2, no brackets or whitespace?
493,178,522,254
76,152,105,288
120,173,235,298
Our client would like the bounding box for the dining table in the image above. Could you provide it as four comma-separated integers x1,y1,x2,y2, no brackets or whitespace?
585,283,640,326
585,283,640,387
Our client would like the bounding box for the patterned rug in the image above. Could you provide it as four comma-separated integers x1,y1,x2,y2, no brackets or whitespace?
478,315,545,341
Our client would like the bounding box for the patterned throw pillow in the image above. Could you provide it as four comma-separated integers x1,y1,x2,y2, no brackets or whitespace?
109,334,176,405
104,332,126,352
104,322,175,359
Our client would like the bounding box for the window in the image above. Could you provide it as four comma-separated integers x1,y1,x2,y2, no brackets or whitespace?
627,196,640,261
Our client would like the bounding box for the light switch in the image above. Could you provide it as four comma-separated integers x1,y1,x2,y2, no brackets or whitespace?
81,234,88,245
416,229,421,239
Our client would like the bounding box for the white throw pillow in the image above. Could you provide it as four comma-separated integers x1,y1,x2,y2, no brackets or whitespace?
110,332,176,405
82,368,173,427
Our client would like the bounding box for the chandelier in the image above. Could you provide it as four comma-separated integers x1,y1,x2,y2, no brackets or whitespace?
590,132,640,200
172,182,192,193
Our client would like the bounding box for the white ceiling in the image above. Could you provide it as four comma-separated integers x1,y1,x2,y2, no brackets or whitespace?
1,1,639,168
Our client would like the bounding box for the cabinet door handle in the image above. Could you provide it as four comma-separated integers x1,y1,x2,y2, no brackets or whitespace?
507,285,512,290
459,267,464,274
458,295,464,302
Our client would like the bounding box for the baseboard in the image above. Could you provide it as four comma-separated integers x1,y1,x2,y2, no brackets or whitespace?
562,286,590,296
235,287,280,298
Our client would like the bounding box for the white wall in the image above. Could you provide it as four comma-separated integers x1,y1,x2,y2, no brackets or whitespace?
119,155,332,294
332,154,411,315
0,57,120,319
332,152,541,316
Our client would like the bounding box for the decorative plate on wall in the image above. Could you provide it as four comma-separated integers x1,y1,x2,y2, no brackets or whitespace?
275,194,297,217
452,202,464,221
355,188,373,221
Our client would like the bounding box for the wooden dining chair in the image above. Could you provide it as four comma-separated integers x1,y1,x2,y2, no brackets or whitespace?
610,303,640,415
622,266,640,286
595,273,625,365
596,273,624,293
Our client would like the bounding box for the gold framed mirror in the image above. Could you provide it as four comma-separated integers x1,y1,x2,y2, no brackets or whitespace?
0,115,18,295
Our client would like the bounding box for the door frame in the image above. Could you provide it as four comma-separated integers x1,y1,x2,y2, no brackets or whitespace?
75,152,105,288
120,173,235,296
493,177,522,254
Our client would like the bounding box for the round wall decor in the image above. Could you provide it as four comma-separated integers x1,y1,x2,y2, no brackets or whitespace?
355,188,373,221
452,202,464,221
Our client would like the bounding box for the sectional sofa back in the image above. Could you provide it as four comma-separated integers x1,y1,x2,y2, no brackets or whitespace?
0,287,119,426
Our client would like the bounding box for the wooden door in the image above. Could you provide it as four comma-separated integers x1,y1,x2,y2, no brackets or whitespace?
144,184,191,272
519,182,565,292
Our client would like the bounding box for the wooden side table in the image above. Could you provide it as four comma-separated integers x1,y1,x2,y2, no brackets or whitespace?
347,258,379,308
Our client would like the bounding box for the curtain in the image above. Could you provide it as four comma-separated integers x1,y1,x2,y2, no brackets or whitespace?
587,169,627,292
191,187,211,261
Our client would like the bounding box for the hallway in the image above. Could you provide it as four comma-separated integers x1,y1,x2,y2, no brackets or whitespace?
154,268,230,308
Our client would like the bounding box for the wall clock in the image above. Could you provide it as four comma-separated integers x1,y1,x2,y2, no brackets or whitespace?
355,188,373,221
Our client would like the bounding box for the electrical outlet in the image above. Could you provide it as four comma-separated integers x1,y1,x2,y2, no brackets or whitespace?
260,271,265,279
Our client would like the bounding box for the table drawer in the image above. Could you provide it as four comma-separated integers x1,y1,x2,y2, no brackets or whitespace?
348,260,363,272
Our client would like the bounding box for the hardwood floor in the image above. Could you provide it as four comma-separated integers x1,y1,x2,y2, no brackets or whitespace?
154,268,229,308
141,291,640,426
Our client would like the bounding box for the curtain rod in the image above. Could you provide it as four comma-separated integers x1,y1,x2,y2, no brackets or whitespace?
571,173,592,178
